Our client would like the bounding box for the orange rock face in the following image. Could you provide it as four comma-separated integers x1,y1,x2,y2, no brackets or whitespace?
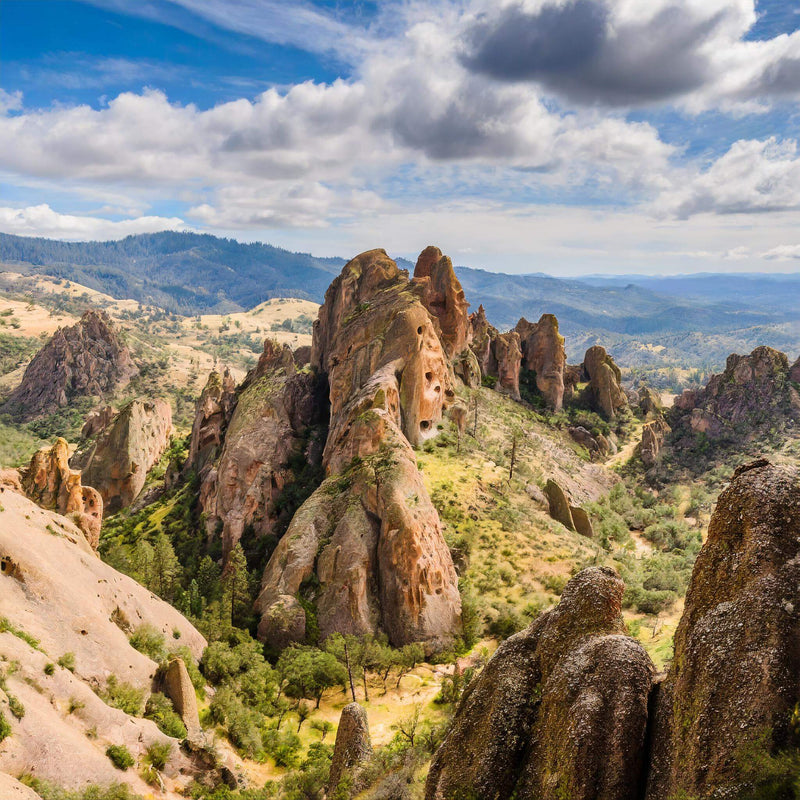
491,331,522,401
20,439,103,549
583,345,628,420
516,314,566,411
187,369,237,475
256,250,462,649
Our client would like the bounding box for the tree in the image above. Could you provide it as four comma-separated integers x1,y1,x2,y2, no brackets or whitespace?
221,543,251,627
395,643,425,689
392,704,422,746
196,555,221,600
151,532,181,601
295,701,312,732
310,719,334,741
277,646,347,709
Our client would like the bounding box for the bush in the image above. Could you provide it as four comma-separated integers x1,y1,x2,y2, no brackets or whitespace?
102,675,145,716
44,663,55,676
129,625,167,662
144,692,187,739
57,652,76,672
106,744,135,771
145,740,173,770
8,694,25,720
263,727,302,768
0,709,11,742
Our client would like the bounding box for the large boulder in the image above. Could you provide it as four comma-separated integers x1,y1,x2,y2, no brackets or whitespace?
198,341,326,560
640,417,671,468
583,346,627,420
468,304,494,377
426,567,655,800
543,478,575,531
20,439,102,549
1,310,137,421
413,247,470,359
163,656,201,740
77,398,172,514
516,314,566,411
646,460,800,799
256,251,461,649
328,703,372,795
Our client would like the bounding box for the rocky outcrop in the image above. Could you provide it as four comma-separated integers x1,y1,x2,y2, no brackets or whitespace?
638,386,662,417
790,355,800,383
163,656,201,740
468,305,493,376
563,363,581,402
328,703,372,795
187,369,236,474
81,405,115,439
583,346,627,420
413,247,470,359
20,439,102,549
491,331,522,400
198,341,326,560
453,347,481,388
0,774,43,800
646,460,800,799
543,479,593,537
426,567,654,800
516,314,566,411
640,417,671,468
256,250,461,649
671,346,800,442
1,310,137,421
78,398,172,515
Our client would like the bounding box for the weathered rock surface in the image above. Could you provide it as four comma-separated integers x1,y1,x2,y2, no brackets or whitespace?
671,346,800,442
640,417,671,468
638,386,662,417
647,460,800,798
1,310,137,421
568,425,602,457
81,404,115,439
0,491,206,797
199,341,326,560
20,439,102,549
328,703,372,795
583,346,627,420
426,567,655,800
569,505,594,538
491,331,522,400
544,478,575,531
468,304,494,377
163,656,201,739
257,250,461,649
453,346,481,388
516,314,566,411
187,369,236,474
0,774,43,800
413,247,470,359
790,355,800,383
78,398,173,514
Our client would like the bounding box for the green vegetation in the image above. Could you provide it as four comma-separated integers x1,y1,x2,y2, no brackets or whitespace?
105,744,135,771
144,692,187,739
0,709,11,742
101,675,145,716
57,651,76,671
19,777,143,800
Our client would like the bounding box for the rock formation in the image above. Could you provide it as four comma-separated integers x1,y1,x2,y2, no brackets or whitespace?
413,246,470,359
198,340,327,560
163,656,201,740
20,439,103,549
256,250,461,649
426,567,654,800
81,404,115,439
790,355,800,383
1,310,137,421
516,314,566,411
453,347,481,388
638,386,662,417
671,346,800,442
640,417,671,468
544,479,575,531
490,331,522,400
468,304,493,376
646,460,800,799
77,398,173,514
563,363,581,402
328,703,372,795
583,345,627,420
186,369,236,474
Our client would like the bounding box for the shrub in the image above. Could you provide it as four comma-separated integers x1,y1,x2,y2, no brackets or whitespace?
0,710,11,741
7,694,24,720
106,744,135,771
57,652,76,672
102,675,145,716
144,693,187,739
129,625,167,662
145,740,173,770
44,663,55,676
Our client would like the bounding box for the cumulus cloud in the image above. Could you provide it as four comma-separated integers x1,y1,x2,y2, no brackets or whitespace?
656,137,800,217
763,244,800,260
460,0,800,110
0,204,187,240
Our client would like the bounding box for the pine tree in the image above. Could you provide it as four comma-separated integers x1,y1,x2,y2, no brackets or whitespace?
151,531,181,601
221,543,251,627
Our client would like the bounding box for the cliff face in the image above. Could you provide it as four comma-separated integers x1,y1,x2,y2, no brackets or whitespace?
426,567,654,800
255,250,462,649
1,310,137,421
583,345,628,420
77,398,173,515
516,314,566,411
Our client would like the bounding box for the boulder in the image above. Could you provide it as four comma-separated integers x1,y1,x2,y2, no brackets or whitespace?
426,567,655,800
257,251,461,649
78,398,172,514
491,331,522,401
516,314,566,411
293,344,312,366
453,347,481,388
568,425,600,456
328,703,373,795
646,460,800,799
186,369,236,474
583,346,627,420
0,774,44,799
638,386,662,417
163,656,201,739
468,305,494,376
20,439,103,549
563,363,581,401
544,479,575,531
640,417,671,468
569,505,594,538
413,247,470,358
1,310,137,421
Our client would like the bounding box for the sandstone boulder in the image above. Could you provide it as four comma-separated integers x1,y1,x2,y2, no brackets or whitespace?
491,331,522,401
568,425,601,456
78,398,172,514
544,479,574,531
646,460,800,799
20,439,102,549
516,314,566,411
426,567,655,800
453,347,481,388
638,386,662,417
1,310,137,421
569,505,594,538
468,305,494,376
81,404,115,439
583,346,627,420
0,774,43,799
163,656,201,740
328,703,372,795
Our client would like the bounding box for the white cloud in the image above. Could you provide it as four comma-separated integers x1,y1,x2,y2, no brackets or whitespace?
0,204,187,240
763,244,800,261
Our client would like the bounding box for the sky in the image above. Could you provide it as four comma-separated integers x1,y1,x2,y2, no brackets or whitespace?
1,0,800,275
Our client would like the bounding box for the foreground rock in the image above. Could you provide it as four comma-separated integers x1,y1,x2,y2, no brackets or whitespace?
328,703,372,795
0,774,43,800
0,490,205,796
198,341,326,560
1,310,137,421
583,346,627,420
256,250,461,649
20,439,102,548
163,656,202,740
646,460,800,799
77,398,173,514
426,567,654,800
516,314,566,411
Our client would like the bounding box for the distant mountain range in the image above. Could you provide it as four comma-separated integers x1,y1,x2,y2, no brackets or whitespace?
2,231,798,370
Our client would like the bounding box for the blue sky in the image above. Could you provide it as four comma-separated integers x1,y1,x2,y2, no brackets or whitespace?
1,0,800,274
